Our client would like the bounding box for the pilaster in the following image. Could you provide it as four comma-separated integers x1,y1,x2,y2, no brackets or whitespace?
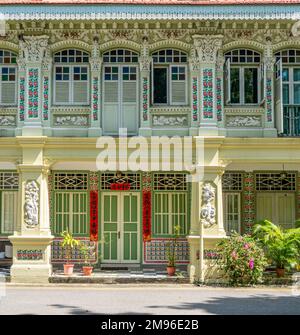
9,137,54,283
193,35,223,136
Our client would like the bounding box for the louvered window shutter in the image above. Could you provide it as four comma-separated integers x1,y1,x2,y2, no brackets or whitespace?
224,58,231,104
104,80,118,103
1,191,17,234
55,81,70,104
73,66,89,104
170,65,187,105
1,82,16,104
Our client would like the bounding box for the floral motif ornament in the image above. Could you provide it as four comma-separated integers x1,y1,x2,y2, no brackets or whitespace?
19,77,25,121
92,77,99,121
192,77,198,122
200,183,216,228
203,69,213,119
266,78,272,122
142,77,148,122
43,76,49,121
28,68,39,118
216,77,222,122
24,180,39,228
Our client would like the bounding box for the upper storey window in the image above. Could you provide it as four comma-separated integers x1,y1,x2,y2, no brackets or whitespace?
152,49,188,105
53,49,89,105
0,50,17,106
225,49,262,105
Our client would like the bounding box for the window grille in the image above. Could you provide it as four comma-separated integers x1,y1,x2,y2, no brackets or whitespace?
153,173,187,191
225,49,261,63
103,49,138,63
54,173,88,190
152,49,187,64
0,172,19,190
275,50,300,64
100,172,141,190
222,172,243,192
54,49,89,63
255,172,297,191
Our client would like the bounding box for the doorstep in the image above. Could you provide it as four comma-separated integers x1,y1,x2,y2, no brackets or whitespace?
50,269,190,284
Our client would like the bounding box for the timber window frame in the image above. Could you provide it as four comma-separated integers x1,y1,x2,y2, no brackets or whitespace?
223,192,241,235
151,49,188,106
224,49,263,106
0,50,17,106
53,49,90,106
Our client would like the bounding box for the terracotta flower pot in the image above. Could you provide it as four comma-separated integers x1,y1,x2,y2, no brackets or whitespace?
63,263,74,276
276,268,285,278
82,266,93,276
167,266,176,276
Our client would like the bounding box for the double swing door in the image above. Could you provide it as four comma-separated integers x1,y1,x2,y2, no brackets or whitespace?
103,64,138,135
102,192,140,263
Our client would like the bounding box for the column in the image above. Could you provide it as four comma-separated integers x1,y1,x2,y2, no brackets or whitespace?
89,39,102,137
139,38,152,136
263,42,277,137
19,35,49,136
193,35,223,136
9,137,54,283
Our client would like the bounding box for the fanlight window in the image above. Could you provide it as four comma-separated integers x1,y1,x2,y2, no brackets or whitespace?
53,49,89,105
103,49,138,63
0,50,17,105
224,49,262,105
275,49,300,64
151,49,188,105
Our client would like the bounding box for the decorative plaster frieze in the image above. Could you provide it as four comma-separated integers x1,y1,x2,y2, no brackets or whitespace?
150,107,190,114
193,35,223,63
200,183,216,229
90,39,102,72
24,180,39,228
20,35,49,63
0,107,17,115
226,115,261,127
224,107,265,115
51,107,91,115
152,115,188,127
0,115,16,127
54,115,89,127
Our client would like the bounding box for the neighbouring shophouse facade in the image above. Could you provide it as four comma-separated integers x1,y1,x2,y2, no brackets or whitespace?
0,0,300,283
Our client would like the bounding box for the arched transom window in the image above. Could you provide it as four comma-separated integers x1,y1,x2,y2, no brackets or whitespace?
53,49,89,105
224,49,262,105
103,49,138,63
152,49,188,105
0,50,17,105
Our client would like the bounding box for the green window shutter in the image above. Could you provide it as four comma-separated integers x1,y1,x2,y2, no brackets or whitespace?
1,191,17,234
154,193,169,235
1,82,16,105
104,81,118,103
54,192,70,234
73,81,88,104
55,81,70,104
171,193,187,235
72,192,87,235
122,81,136,103
170,65,186,105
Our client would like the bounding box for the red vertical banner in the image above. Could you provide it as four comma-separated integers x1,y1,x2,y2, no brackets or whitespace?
90,191,98,241
142,190,151,242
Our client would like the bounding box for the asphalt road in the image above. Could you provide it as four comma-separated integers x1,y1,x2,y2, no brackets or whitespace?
0,284,299,315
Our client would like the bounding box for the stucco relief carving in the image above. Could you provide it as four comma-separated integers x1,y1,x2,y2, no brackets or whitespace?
152,115,188,127
193,35,223,63
20,35,49,63
90,39,102,72
54,115,88,127
0,115,16,127
226,116,261,127
139,37,151,72
200,183,216,228
24,181,39,228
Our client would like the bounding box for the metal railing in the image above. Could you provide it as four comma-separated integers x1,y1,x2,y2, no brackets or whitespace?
283,105,300,137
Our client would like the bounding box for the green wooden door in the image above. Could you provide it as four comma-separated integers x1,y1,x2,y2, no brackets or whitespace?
102,193,140,263
122,193,139,262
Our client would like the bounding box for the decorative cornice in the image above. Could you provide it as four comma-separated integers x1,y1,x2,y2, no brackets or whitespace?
150,106,190,114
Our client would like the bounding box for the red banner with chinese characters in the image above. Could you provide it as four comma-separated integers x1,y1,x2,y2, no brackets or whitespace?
142,190,151,242
90,191,98,241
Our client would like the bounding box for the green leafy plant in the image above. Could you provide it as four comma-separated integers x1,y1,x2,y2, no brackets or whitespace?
60,231,79,263
216,232,267,286
253,220,300,270
166,224,181,267
80,243,93,266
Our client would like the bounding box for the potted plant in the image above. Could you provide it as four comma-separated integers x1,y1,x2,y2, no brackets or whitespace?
80,243,95,276
60,231,79,276
253,220,300,277
166,225,181,276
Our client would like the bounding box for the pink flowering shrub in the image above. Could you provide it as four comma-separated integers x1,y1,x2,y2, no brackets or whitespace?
217,233,267,286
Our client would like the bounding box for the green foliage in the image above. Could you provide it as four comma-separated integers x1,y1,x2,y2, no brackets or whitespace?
166,224,181,267
217,233,267,286
60,231,79,263
253,220,300,270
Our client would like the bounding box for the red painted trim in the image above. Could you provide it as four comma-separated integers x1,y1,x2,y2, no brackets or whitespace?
142,190,151,242
90,190,98,242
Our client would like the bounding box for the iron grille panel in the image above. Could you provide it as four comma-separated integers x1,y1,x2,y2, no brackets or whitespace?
100,172,141,190
255,172,297,191
222,172,243,192
153,173,187,191
54,173,88,190
0,172,19,190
